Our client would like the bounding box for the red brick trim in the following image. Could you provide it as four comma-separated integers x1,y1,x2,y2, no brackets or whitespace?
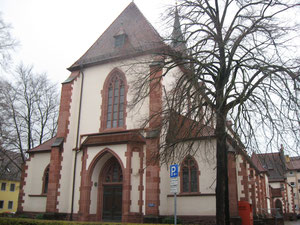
238,158,249,201
56,71,79,140
28,194,47,197
138,150,144,214
17,155,34,213
123,144,132,222
100,68,128,132
46,147,63,213
145,63,162,216
78,147,125,221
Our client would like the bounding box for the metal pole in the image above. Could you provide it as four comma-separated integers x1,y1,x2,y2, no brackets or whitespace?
174,192,177,225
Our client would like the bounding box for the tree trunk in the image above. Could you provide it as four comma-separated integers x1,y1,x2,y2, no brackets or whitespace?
215,108,230,225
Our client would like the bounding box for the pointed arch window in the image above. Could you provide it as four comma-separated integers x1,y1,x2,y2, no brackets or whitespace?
104,160,123,183
42,165,49,194
181,156,199,193
101,69,127,131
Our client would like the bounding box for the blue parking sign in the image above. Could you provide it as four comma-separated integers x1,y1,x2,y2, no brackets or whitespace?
170,164,178,178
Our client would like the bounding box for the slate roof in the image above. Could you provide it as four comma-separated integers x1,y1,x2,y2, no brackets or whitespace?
286,156,300,170
0,150,23,181
252,152,286,182
69,2,167,71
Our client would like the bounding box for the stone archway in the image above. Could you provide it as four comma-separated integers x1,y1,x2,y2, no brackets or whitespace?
97,157,123,221
78,148,126,222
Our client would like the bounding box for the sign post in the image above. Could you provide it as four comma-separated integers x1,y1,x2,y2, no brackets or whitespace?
170,164,178,225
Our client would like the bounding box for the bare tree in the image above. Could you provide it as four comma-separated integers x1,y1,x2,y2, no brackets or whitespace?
0,12,17,70
131,1,300,225
0,64,59,163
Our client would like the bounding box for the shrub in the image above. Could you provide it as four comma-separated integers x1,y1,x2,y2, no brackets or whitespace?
162,216,181,224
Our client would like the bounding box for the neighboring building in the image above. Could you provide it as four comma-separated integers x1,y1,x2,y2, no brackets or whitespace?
252,149,297,219
286,156,300,214
0,150,23,213
18,2,280,224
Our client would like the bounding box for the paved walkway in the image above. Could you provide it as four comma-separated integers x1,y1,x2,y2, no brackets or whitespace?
285,220,300,225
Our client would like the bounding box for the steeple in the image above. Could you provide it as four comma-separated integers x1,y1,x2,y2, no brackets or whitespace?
171,5,187,52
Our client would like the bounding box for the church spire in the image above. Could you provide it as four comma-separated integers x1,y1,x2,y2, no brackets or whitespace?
171,5,186,51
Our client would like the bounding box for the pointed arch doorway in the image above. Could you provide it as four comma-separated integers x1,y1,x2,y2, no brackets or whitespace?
99,157,123,222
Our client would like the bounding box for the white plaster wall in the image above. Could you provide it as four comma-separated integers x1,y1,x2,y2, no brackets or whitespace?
167,195,216,215
159,164,170,215
270,182,280,189
130,152,140,213
159,140,216,215
78,55,154,135
23,152,50,212
26,197,47,212
86,145,126,170
73,150,83,214
57,75,82,213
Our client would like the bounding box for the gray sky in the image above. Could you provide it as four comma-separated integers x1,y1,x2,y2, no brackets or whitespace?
0,0,174,83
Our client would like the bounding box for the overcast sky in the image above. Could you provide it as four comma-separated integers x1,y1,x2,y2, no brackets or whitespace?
0,0,174,83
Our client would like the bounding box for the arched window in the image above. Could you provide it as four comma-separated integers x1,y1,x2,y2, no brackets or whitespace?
103,160,123,183
101,69,127,131
42,165,49,194
181,156,199,193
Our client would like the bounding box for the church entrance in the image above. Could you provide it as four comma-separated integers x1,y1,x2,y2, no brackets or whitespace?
102,185,122,221
101,158,123,221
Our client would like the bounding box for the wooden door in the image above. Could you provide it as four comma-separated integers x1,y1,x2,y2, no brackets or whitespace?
102,185,122,221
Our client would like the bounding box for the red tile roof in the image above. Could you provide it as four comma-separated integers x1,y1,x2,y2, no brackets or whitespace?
69,2,167,71
27,137,56,153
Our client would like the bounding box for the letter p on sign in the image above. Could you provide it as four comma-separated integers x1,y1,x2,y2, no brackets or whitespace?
170,164,178,178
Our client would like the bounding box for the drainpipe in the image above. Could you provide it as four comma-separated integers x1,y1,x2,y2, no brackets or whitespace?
70,67,85,220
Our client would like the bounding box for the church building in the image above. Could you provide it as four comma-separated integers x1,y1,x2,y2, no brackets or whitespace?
17,2,291,224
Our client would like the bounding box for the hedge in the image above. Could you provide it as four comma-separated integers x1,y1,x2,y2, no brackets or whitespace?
0,217,172,225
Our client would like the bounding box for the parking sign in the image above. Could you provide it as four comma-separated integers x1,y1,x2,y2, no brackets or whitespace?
170,164,178,178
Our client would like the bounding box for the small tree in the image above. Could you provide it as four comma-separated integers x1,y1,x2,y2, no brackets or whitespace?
131,1,300,225
0,64,59,163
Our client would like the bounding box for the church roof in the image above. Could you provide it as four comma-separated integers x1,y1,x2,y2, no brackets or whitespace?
69,2,167,71
253,152,286,182
27,137,56,153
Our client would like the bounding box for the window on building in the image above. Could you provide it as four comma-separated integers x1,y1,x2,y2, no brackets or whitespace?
181,156,199,193
291,182,295,187
290,171,293,175
104,160,123,183
298,179,300,183
0,200,3,209
8,201,13,209
114,34,126,48
299,189,300,193
10,183,15,192
105,71,126,129
42,166,49,194
1,183,6,191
